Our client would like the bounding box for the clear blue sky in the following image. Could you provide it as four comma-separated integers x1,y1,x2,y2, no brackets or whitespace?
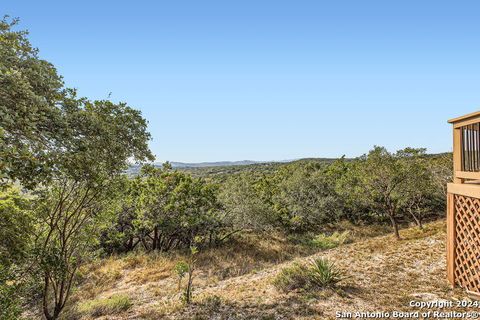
4,1,480,162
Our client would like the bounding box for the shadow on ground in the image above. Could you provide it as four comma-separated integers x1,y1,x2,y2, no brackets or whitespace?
175,295,323,320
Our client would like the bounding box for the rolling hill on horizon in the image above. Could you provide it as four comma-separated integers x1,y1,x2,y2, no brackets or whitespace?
168,160,268,168
126,152,450,177
125,158,339,176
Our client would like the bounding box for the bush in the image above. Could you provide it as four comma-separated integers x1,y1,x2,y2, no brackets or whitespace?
273,263,310,291
311,231,351,250
273,169,344,233
273,257,344,292
78,294,133,317
0,270,21,320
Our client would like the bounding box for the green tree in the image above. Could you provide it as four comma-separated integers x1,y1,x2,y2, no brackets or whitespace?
429,153,453,198
0,265,22,320
104,164,224,252
0,186,32,266
0,17,66,188
99,178,141,254
162,171,223,248
134,164,185,251
32,98,153,320
273,167,342,232
346,147,409,239
1,17,154,319
219,173,274,231
0,186,33,320
396,148,438,229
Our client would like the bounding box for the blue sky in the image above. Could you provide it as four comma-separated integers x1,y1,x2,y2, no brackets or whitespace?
3,1,480,162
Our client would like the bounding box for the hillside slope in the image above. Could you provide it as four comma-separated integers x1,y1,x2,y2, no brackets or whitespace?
67,220,469,320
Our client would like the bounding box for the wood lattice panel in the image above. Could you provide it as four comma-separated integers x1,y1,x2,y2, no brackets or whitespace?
454,195,480,294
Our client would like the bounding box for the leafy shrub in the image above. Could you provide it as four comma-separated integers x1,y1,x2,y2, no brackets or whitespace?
0,266,22,320
174,261,189,290
102,166,226,254
273,263,310,291
178,246,198,304
273,257,344,292
273,169,344,233
0,186,32,266
78,294,133,317
311,231,351,250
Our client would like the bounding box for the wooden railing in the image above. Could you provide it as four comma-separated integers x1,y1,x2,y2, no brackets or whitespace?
447,111,480,296
460,123,480,172
450,111,480,182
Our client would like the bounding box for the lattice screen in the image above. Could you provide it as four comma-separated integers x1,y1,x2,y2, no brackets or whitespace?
453,195,480,293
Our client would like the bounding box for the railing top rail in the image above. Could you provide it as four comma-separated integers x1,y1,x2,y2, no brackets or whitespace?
449,111,480,127
448,183,480,199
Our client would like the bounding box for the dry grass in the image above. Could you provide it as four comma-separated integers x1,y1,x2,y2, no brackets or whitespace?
65,219,469,319
77,294,132,318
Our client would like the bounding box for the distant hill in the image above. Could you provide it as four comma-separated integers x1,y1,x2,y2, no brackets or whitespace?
126,160,293,176
169,160,265,168
125,158,346,176
125,153,448,178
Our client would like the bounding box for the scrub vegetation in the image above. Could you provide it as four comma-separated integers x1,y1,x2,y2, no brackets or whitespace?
0,17,460,320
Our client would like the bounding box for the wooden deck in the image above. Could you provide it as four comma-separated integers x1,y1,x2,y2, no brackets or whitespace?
447,112,480,296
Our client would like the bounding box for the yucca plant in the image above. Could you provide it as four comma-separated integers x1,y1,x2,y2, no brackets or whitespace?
308,258,344,288
273,257,345,292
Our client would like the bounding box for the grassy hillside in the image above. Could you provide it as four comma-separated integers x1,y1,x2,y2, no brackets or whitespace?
52,219,469,320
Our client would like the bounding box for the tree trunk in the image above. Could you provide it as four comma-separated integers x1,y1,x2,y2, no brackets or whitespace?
43,275,53,320
141,237,149,250
126,237,134,251
408,209,423,230
153,226,159,250
42,273,64,320
185,267,193,304
389,214,401,240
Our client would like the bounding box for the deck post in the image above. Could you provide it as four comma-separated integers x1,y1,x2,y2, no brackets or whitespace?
446,193,456,287
453,128,462,184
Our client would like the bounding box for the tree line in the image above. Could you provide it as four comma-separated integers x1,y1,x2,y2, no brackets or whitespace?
97,148,452,256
